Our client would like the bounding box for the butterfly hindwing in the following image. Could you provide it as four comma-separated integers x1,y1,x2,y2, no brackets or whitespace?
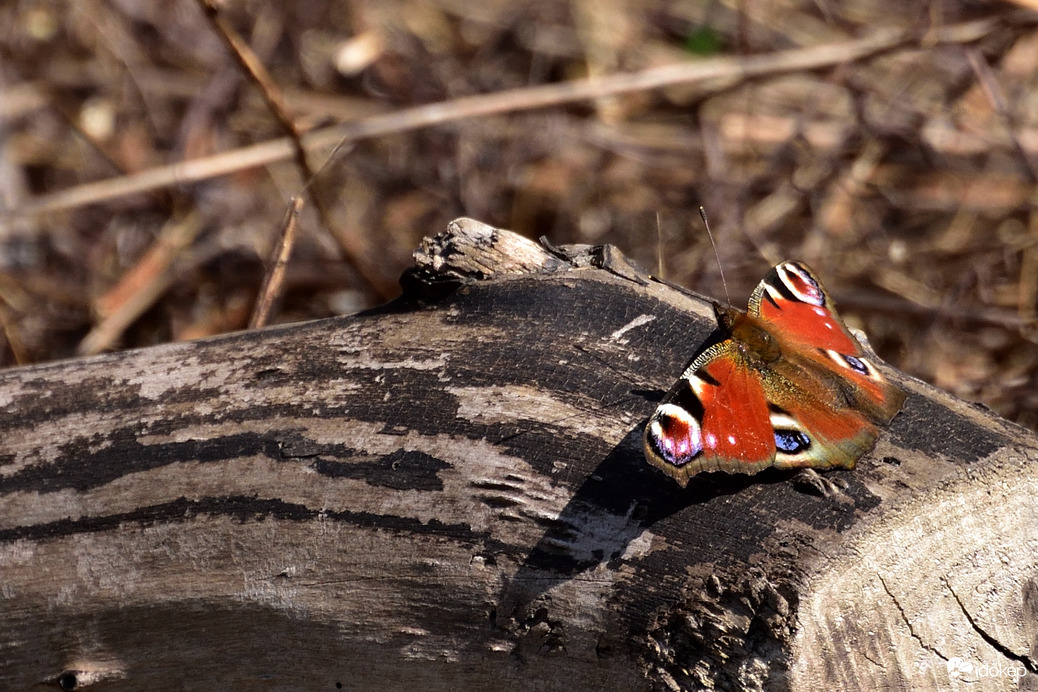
756,366,880,470
643,260,905,486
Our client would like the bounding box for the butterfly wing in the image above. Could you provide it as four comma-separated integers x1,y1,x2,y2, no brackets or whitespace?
642,337,885,485
754,361,882,471
644,340,777,487
748,261,906,425
643,261,905,486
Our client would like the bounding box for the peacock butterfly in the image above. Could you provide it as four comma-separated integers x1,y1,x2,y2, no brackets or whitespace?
643,261,905,487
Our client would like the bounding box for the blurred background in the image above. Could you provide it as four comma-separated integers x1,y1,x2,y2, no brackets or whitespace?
0,0,1035,429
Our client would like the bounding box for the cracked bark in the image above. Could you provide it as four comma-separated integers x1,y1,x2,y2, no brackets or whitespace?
944,577,1038,676
2,218,1038,691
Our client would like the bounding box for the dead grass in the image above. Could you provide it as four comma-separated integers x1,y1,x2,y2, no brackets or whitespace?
0,0,1036,429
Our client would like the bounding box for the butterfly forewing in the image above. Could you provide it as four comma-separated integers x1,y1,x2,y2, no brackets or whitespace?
752,261,905,421
645,342,777,486
751,262,860,352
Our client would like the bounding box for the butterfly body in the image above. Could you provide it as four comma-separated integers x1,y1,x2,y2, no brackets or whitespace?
644,261,905,487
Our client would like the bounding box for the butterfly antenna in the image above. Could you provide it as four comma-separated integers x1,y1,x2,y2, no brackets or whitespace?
655,211,664,278
699,206,730,307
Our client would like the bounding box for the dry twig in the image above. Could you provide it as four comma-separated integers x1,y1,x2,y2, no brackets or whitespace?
78,212,203,356
249,196,303,329
194,0,389,299
2,16,1005,221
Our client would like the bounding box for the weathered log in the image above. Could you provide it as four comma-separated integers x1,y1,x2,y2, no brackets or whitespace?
1,218,1036,691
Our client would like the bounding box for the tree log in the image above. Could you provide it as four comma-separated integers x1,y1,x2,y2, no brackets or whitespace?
1,218,1036,691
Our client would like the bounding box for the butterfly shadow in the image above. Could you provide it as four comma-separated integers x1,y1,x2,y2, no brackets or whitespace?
495,418,796,622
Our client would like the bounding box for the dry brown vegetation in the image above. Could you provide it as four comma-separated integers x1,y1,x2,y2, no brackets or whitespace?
0,0,1036,429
